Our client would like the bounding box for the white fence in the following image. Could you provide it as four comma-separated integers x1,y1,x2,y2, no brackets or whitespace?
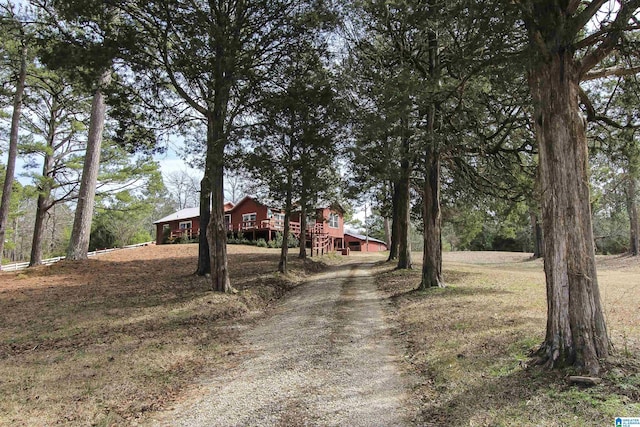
1,241,154,272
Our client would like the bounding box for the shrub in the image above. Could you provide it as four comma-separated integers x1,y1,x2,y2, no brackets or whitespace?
256,238,268,247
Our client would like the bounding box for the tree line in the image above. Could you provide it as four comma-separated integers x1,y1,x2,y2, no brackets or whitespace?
2,0,640,375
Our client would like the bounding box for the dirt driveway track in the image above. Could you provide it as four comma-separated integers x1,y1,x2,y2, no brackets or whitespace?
149,262,413,426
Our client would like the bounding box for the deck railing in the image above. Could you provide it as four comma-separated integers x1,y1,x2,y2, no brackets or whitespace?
228,219,328,236
170,228,196,240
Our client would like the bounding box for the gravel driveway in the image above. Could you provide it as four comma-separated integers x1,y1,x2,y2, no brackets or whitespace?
150,262,412,426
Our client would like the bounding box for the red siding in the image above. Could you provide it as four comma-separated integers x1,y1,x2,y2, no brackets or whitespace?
316,207,344,238
156,216,201,244
229,197,271,232
344,234,387,252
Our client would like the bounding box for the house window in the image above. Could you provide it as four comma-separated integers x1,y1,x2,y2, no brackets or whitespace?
179,221,192,230
275,213,285,222
224,214,231,224
242,213,256,222
329,213,339,228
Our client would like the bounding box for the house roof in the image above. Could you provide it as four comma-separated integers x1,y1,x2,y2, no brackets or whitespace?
233,195,282,211
153,201,236,224
344,231,387,246
153,207,200,224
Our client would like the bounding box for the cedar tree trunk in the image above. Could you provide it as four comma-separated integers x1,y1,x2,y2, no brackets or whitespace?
396,136,412,269
387,182,400,261
279,213,291,273
627,177,639,256
196,175,211,275
205,116,230,292
383,216,391,248
0,43,27,268
530,210,543,259
279,170,293,273
419,22,443,289
420,147,443,288
299,203,307,259
67,69,111,260
529,51,609,374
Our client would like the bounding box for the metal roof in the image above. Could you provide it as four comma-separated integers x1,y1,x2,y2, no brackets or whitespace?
344,231,387,246
153,207,200,224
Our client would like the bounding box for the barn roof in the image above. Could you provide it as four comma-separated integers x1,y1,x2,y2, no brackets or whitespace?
153,207,200,224
344,231,387,246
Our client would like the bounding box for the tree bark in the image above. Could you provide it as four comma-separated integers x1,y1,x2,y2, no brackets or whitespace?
29,107,57,267
387,182,400,261
299,203,307,259
205,115,230,292
66,69,111,261
530,210,543,259
396,135,412,270
419,16,443,289
627,177,639,256
279,166,294,273
29,193,49,267
529,51,609,374
279,213,290,273
420,147,444,288
0,43,27,269
383,216,391,248
196,176,211,275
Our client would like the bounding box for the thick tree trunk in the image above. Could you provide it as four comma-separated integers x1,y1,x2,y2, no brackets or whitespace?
299,203,307,259
29,148,55,267
530,210,543,259
0,44,27,269
205,117,230,292
529,52,609,374
67,69,111,261
383,216,391,248
29,195,49,266
419,22,443,289
279,172,293,273
396,136,412,270
420,147,443,288
196,176,211,275
279,214,290,273
627,178,639,256
387,182,400,261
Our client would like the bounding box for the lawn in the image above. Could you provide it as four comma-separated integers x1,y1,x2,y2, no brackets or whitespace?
375,251,640,426
0,244,324,426
1,246,638,426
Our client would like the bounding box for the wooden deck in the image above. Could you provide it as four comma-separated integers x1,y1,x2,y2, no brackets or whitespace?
232,219,327,237
172,222,328,237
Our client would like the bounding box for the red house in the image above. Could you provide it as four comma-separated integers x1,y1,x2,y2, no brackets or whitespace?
154,197,345,252
153,202,235,244
344,231,388,252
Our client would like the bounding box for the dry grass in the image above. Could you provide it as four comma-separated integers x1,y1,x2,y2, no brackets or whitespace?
0,244,325,426
375,251,640,427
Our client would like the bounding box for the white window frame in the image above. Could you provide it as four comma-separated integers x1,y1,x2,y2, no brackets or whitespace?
242,212,257,222
328,213,339,228
179,220,192,230
224,214,231,224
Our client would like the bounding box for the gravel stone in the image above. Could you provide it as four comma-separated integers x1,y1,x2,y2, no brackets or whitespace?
149,263,412,426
